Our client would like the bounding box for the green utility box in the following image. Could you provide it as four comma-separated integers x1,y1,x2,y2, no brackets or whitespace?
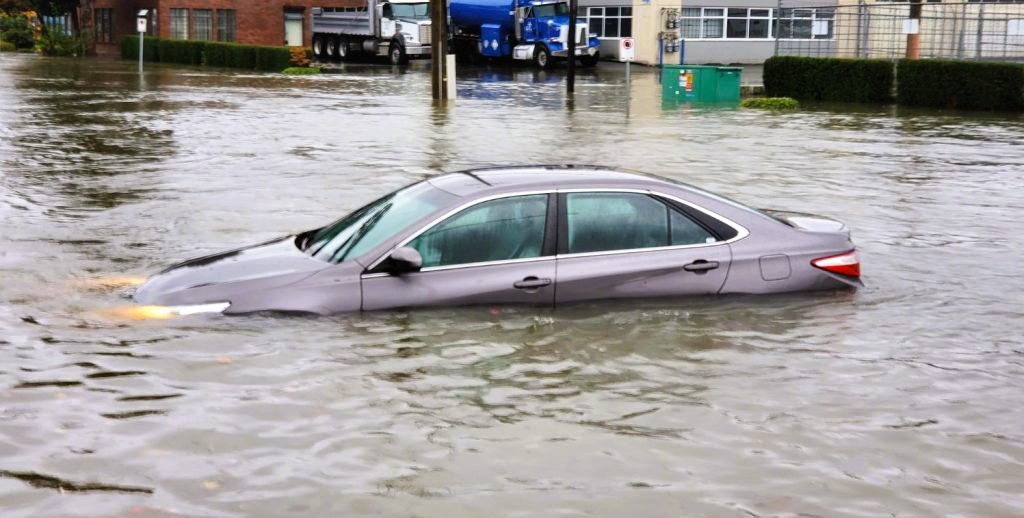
662,64,743,103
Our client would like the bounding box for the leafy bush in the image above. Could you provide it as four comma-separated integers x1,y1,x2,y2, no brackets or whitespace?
0,40,13,51
121,36,295,72
897,59,1024,111
740,97,799,110
764,56,894,103
0,11,36,49
289,46,310,67
282,66,321,75
37,31,85,56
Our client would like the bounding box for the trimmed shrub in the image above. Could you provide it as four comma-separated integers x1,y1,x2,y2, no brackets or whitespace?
120,36,297,72
740,97,799,110
256,46,292,72
202,41,229,67
157,39,204,65
897,59,1024,111
0,40,14,52
764,56,894,103
122,35,161,61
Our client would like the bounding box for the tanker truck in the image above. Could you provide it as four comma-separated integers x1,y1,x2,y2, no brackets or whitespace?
449,0,601,68
312,0,432,65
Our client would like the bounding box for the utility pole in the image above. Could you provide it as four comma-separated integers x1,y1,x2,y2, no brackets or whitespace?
567,0,577,94
431,0,451,100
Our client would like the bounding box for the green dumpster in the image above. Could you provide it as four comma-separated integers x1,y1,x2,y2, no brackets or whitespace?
715,67,742,102
661,64,742,103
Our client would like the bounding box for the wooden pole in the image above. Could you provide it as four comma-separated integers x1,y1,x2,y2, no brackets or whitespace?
431,0,449,100
567,0,577,94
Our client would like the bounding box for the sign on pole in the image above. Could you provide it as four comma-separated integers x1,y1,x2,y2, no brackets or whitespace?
620,37,635,117
619,37,635,62
137,10,148,73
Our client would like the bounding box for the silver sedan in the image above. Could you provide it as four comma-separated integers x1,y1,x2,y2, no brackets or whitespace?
134,166,862,315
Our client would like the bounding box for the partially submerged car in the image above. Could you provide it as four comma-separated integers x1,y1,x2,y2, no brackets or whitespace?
134,166,861,315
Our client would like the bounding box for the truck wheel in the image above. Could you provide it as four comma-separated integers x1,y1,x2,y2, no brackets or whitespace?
313,36,325,59
533,45,550,69
580,53,600,68
338,37,349,61
326,37,338,60
389,42,408,66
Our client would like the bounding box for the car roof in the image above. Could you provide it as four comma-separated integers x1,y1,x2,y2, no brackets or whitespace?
427,165,678,197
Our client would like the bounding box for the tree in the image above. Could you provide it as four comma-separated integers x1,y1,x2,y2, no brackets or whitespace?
31,0,81,34
0,1,34,14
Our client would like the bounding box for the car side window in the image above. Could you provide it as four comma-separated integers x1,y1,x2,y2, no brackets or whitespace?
566,192,714,254
407,194,549,268
669,206,716,246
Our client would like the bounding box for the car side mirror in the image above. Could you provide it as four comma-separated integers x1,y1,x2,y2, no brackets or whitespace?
386,246,422,275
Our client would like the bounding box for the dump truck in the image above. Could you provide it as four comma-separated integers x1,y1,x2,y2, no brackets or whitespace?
312,0,432,65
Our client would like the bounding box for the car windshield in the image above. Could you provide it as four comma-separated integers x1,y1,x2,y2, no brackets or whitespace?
304,181,456,263
391,3,429,19
533,2,569,17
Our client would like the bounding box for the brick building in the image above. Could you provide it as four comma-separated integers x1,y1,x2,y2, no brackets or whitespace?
80,0,357,55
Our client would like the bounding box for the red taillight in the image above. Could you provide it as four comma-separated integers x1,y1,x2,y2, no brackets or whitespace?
812,251,860,278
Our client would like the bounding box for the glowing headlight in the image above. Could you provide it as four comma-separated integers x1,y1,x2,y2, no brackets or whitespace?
166,302,231,316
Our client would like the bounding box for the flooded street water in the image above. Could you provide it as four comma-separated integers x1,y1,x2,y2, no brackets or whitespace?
1,53,1023,516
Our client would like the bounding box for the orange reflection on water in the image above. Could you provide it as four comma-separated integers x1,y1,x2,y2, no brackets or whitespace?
99,305,176,320
75,276,147,291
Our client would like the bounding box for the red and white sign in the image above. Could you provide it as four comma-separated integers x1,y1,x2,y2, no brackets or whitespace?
619,37,635,62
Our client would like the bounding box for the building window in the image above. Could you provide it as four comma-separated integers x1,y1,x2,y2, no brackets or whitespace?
578,6,633,38
95,8,113,43
193,9,212,41
682,7,774,39
775,8,834,40
170,8,188,40
217,9,236,42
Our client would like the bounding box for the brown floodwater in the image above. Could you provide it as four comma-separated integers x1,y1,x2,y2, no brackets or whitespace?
1,53,1023,516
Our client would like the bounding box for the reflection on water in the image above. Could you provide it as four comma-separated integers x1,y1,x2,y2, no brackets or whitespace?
1,53,1023,516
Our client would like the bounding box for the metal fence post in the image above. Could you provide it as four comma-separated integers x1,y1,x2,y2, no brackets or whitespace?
774,0,782,56
859,0,869,59
975,3,984,60
957,2,966,59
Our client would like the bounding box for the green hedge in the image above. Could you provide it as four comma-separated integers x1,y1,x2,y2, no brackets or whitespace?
897,59,1024,111
121,36,293,72
764,56,894,103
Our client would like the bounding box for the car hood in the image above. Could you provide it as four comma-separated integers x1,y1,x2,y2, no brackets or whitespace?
133,236,329,306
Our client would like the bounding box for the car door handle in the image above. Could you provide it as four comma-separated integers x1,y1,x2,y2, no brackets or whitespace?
683,260,720,272
513,276,552,289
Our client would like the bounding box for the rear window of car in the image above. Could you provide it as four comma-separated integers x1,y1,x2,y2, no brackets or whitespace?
565,192,716,254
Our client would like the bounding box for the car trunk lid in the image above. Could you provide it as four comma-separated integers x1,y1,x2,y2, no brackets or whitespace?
761,209,850,237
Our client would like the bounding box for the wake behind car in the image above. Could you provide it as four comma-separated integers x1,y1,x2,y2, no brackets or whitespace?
134,166,861,315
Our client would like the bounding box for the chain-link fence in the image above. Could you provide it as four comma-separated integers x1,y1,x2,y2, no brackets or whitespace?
774,1,1024,63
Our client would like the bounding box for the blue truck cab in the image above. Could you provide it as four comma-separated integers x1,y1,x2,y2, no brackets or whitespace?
450,0,602,68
